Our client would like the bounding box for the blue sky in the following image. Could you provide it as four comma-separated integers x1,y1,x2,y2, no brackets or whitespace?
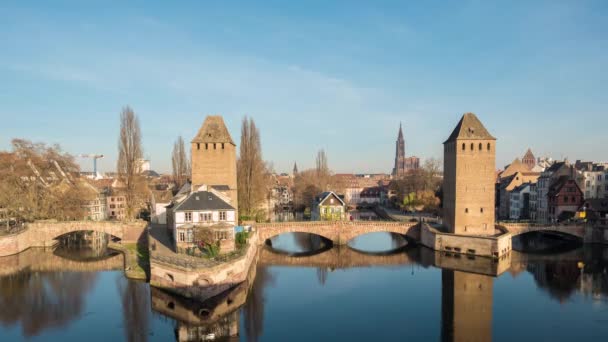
0,0,606,174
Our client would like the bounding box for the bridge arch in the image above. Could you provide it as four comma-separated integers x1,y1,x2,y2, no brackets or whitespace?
256,221,419,246
500,224,585,240
345,231,410,254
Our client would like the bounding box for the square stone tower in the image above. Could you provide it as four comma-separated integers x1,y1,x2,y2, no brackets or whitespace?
443,113,496,235
191,115,238,214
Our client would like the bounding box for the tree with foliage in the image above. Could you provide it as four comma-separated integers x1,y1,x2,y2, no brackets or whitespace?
171,135,190,191
394,158,442,213
117,107,148,220
237,116,271,220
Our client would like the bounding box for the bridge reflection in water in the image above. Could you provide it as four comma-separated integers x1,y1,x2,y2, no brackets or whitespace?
1,232,608,341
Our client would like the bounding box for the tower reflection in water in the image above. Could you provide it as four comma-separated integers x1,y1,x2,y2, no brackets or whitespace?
441,270,493,342
426,247,507,342
151,258,258,341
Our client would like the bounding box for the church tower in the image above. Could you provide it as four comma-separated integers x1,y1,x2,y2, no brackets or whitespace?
191,115,238,214
522,148,536,170
443,113,496,235
392,123,406,177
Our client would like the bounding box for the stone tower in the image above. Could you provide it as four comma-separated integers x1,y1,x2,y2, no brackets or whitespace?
191,115,238,214
522,148,536,170
392,123,406,176
443,113,496,235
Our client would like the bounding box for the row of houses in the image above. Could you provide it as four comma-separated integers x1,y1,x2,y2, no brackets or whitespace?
497,149,608,222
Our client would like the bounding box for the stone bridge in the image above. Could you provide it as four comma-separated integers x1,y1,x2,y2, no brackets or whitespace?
499,223,585,239
0,247,124,276
0,220,147,257
259,245,417,269
256,221,419,245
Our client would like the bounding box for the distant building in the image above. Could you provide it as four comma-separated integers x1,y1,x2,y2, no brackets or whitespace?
536,161,575,223
311,191,346,221
509,182,532,220
548,177,584,222
580,199,608,221
577,161,608,199
81,181,108,221
106,191,127,220
522,149,536,170
442,113,496,235
497,160,539,220
529,182,538,221
392,124,420,177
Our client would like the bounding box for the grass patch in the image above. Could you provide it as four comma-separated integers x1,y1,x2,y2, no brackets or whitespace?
110,242,149,280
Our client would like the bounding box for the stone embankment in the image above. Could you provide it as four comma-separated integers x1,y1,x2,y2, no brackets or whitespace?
148,225,259,302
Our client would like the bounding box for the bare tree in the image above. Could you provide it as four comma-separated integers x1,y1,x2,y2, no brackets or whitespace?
117,107,145,220
171,136,190,191
315,149,331,192
0,139,92,224
237,117,270,220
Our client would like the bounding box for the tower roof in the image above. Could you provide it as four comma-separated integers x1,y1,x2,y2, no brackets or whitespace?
192,115,235,145
523,148,535,160
444,113,496,143
398,122,404,141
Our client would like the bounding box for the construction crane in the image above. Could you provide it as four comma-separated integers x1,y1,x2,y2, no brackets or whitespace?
79,154,104,176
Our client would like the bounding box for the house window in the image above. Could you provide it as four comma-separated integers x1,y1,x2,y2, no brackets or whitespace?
197,143,200,150
470,143,474,151
186,230,193,242
487,143,491,151
465,208,469,213
200,213,212,222
462,143,465,151
213,143,216,149
179,231,185,242
219,211,227,221
205,143,208,150
222,143,225,149
478,143,482,150
480,207,484,213
185,212,192,222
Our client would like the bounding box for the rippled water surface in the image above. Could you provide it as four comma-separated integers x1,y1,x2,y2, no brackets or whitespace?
1,232,607,341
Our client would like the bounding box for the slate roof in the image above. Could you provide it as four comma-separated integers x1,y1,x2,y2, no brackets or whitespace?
191,115,235,145
211,185,230,191
444,113,496,143
174,191,235,211
545,162,566,174
512,182,531,193
315,191,346,207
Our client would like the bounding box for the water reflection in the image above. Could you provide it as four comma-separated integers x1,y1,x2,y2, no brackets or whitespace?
441,270,493,342
119,278,151,342
0,232,608,341
151,259,258,341
0,269,98,337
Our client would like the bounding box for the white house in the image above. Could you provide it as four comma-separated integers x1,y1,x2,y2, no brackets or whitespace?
168,185,236,251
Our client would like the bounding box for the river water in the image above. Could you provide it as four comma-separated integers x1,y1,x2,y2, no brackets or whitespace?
0,232,607,341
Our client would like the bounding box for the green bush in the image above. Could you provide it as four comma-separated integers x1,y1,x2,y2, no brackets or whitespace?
236,231,249,247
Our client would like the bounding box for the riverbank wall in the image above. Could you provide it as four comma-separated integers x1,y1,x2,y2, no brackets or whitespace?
149,230,259,302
